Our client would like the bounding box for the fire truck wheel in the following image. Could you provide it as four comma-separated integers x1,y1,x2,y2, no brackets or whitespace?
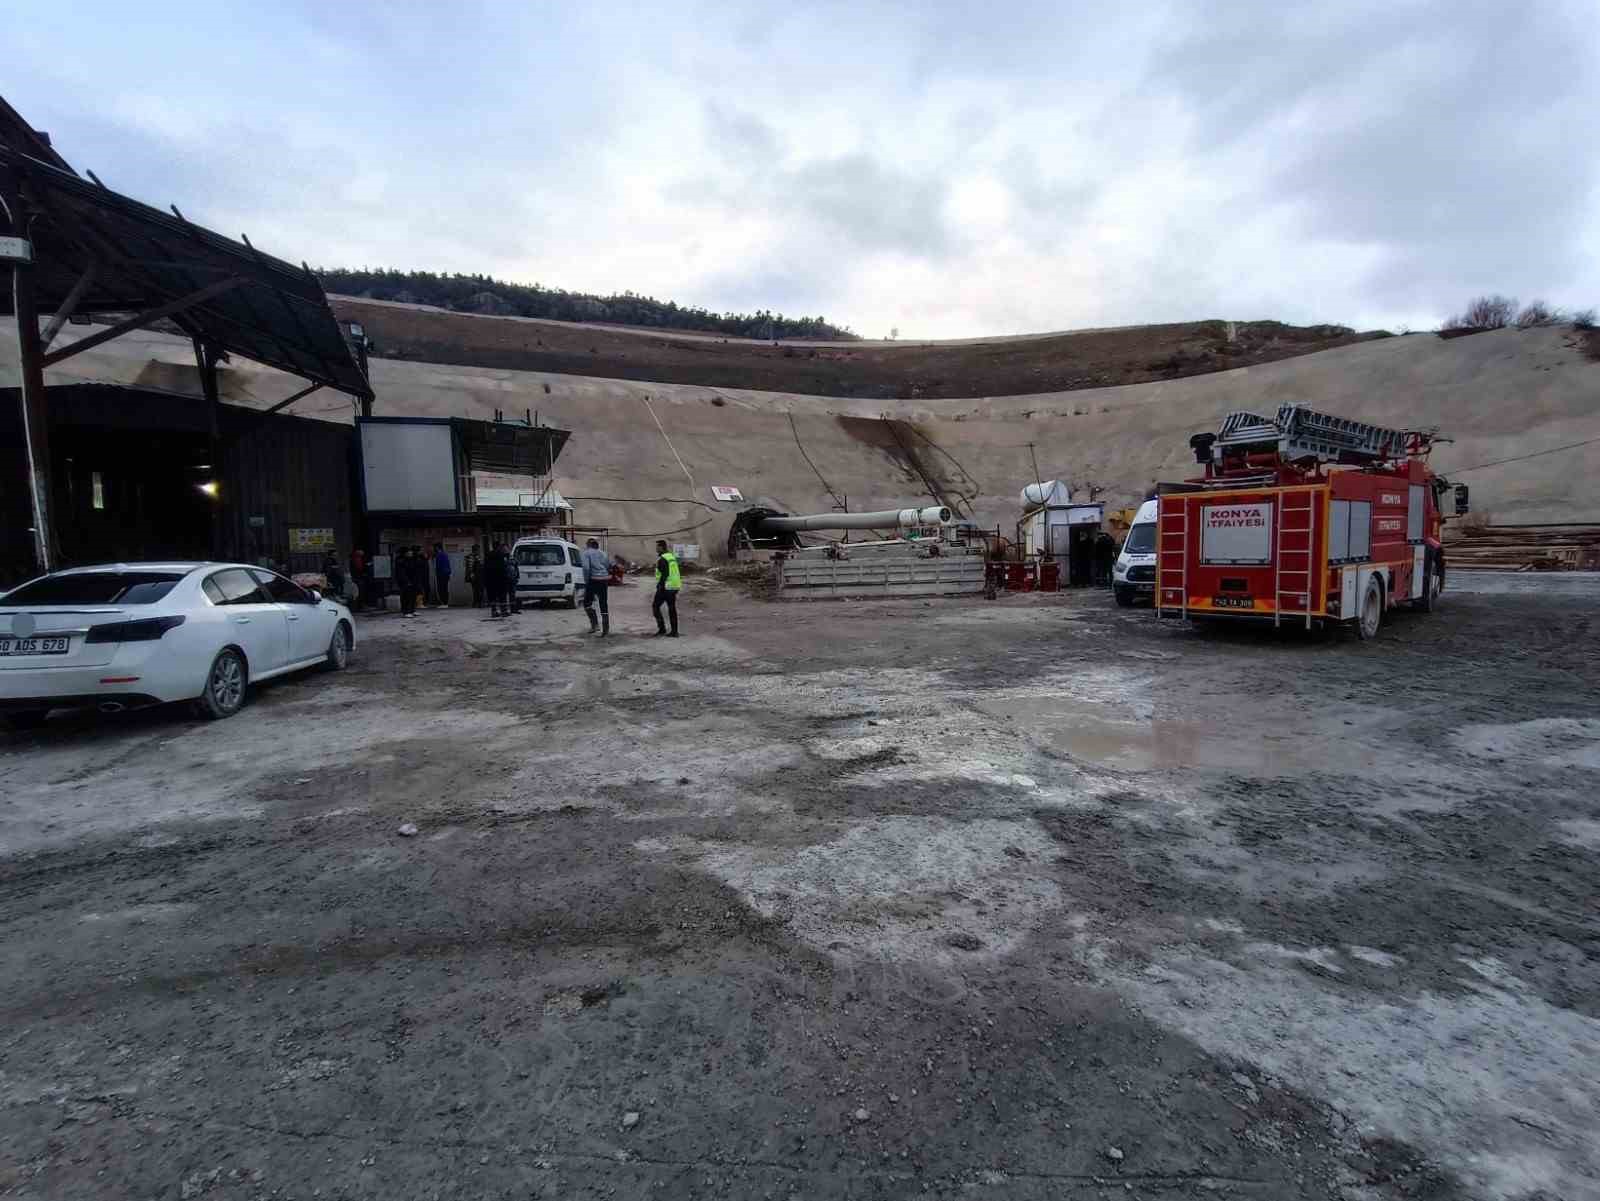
1356,577,1384,640
1417,559,1442,613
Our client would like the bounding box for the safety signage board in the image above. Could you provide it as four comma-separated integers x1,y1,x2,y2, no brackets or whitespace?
290,526,336,552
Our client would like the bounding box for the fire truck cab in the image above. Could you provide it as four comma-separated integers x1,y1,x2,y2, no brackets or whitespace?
1155,405,1466,638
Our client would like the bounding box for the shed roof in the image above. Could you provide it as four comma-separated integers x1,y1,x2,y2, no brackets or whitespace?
0,145,371,399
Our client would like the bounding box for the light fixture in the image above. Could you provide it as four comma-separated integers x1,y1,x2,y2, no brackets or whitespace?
198,481,220,498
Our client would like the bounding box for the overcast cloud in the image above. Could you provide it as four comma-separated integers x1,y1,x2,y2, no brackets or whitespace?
10,0,1598,337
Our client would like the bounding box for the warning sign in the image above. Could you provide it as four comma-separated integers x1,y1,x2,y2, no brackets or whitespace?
289,527,336,552
1200,502,1273,565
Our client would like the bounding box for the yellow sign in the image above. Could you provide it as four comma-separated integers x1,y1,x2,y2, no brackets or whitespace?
290,527,336,552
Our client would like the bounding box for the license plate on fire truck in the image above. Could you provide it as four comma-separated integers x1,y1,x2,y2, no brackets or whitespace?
1211,595,1254,609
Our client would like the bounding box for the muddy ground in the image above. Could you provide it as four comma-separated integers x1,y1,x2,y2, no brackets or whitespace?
2,573,1597,1200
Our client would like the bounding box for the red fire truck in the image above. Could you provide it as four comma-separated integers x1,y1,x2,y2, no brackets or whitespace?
1155,405,1467,638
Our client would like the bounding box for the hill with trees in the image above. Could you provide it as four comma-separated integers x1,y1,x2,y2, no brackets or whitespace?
315,268,857,341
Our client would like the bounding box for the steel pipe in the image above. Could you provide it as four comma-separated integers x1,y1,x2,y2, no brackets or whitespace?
756,505,951,534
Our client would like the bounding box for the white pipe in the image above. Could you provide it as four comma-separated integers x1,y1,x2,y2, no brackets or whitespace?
758,505,951,533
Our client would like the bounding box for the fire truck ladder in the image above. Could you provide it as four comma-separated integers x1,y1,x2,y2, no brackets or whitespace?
1273,404,1410,464
1157,497,1188,619
1274,489,1315,629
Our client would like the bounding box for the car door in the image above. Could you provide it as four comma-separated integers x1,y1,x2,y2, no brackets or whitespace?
252,570,331,664
204,568,289,676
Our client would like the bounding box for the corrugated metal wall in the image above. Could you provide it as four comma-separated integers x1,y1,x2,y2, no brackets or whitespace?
217,407,356,573
0,384,357,585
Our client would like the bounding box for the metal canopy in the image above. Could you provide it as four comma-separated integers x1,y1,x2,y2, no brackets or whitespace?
453,417,570,475
0,145,372,400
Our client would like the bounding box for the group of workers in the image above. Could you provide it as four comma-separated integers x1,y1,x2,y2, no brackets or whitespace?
322,537,684,636
577,538,683,637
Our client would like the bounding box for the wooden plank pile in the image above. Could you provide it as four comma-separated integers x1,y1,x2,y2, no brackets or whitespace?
1444,523,1600,571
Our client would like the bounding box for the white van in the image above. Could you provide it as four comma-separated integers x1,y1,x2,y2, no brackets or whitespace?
1112,499,1159,607
510,537,585,608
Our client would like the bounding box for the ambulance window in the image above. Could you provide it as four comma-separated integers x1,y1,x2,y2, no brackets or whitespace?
1124,523,1155,554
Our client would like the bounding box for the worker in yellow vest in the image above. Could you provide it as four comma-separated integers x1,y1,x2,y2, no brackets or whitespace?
651,539,682,637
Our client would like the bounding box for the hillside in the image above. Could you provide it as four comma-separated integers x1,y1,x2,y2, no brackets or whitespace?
317,269,856,341
329,295,1389,401
19,321,1598,559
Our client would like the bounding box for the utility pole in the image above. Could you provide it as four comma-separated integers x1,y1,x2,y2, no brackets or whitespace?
3,173,56,574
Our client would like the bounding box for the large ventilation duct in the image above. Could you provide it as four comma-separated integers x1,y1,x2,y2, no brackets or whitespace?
755,506,952,534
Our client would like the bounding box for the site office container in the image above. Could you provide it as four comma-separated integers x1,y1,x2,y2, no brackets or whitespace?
1155,456,1442,633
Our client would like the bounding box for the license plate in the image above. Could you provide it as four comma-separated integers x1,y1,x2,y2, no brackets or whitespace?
0,636,70,656
1212,595,1254,609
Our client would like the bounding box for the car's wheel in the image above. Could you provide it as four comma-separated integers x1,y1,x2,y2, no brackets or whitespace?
1114,586,1135,607
3,709,49,732
193,648,247,720
324,622,352,671
567,592,580,609
1356,577,1383,640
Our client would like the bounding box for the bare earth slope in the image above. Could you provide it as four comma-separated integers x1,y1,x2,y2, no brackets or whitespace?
9,321,1597,557
329,295,1384,401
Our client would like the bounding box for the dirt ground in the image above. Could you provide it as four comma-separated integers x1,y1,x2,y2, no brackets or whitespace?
2,573,1598,1200
329,297,1385,401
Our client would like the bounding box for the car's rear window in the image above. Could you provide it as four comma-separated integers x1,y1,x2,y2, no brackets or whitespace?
1,572,186,606
1,569,184,604
515,545,566,566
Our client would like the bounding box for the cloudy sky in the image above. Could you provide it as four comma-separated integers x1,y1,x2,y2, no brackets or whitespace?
10,1,1599,338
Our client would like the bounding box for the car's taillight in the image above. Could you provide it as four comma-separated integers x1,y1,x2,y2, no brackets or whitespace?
86,615,186,643
565,572,572,583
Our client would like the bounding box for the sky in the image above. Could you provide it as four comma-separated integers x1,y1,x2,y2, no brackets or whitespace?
9,0,1599,339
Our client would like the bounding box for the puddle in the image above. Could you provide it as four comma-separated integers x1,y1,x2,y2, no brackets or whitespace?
974,694,1378,777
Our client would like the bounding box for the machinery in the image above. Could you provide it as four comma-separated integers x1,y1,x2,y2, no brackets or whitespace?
727,503,984,599
1156,404,1467,638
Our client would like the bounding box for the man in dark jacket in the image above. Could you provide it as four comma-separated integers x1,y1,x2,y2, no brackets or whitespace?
465,546,483,608
397,548,418,618
485,542,509,618
322,550,346,601
504,544,523,614
433,542,453,608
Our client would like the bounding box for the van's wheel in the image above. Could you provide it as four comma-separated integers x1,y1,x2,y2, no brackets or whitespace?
324,622,352,670
193,648,247,720
1114,586,1135,608
3,709,48,732
1356,577,1384,640
567,593,580,609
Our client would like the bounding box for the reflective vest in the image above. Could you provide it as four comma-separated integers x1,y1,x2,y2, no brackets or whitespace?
659,551,682,591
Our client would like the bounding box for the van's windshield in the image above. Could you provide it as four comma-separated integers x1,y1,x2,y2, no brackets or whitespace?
515,545,566,567
1124,523,1156,555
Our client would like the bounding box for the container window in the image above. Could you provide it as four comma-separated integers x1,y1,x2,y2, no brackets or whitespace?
1329,500,1351,561
1350,501,1372,560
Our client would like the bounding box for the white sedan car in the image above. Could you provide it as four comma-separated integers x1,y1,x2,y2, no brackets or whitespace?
0,562,355,729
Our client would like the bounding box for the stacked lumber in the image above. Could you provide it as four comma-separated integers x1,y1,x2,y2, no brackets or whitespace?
1444,524,1600,572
